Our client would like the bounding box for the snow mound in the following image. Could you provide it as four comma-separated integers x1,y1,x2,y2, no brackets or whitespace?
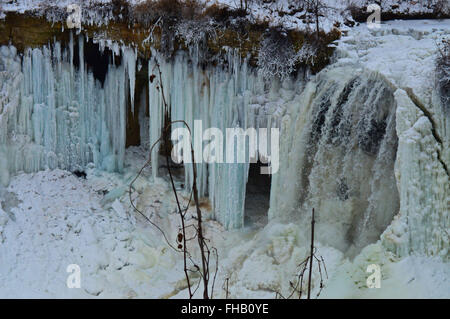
0,168,187,298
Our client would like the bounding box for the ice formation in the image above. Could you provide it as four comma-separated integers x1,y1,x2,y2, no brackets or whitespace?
381,89,449,258
0,33,138,174
333,20,449,258
145,20,449,258
123,47,137,116
0,35,284,230
148,50,286,229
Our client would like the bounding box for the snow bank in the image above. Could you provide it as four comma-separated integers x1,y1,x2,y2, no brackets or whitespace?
0,167,183,298
1,165,447,298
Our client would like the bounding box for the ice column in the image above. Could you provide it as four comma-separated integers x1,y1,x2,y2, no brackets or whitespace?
381,89,449,258
123,47,137,115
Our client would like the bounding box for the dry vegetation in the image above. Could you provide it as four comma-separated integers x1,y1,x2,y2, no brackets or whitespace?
4,0,343,78
129,0,341,77
347,0,450,22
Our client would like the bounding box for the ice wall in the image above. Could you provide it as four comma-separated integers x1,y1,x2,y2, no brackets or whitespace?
328,20,449,259
381,89,449,258
0,35,137,176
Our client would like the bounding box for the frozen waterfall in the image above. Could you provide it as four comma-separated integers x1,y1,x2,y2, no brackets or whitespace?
0,29,447,259
270,66,400,255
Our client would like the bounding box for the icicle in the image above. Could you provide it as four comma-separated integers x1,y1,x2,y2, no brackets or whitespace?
148,52,163,182
123,46,137,115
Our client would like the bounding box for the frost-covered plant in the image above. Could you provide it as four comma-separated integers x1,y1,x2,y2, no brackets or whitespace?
257,29,321,80
257,30,300,80
175,19,216,47
39,3,67,24
132,0,190,57
436,38,450,113
297,41,318,66
434,0,450,17
293,0,331,37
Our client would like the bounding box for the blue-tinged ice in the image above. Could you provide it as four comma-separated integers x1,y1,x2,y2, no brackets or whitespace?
0,35,129,176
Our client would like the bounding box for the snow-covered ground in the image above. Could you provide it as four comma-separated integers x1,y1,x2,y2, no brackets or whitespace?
1,167,448,298
0,149,187,298
336,19,450,101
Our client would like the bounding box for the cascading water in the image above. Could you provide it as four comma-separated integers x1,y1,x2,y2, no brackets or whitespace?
270,66,400,256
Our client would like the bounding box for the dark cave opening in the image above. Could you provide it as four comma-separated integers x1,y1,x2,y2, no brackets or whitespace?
72,37,116,86
244,160,271,227
126,71,148,148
